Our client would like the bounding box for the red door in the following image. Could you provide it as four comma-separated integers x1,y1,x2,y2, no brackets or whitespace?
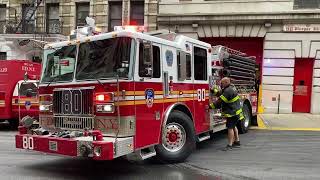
292,58,314,113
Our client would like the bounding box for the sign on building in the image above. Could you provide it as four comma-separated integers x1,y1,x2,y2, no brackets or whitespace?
283,24,320,32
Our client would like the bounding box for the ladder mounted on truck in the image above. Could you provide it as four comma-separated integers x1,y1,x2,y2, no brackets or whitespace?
213,45,257,91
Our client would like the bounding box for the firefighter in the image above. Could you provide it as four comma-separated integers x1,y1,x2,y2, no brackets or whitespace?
210,77,244,151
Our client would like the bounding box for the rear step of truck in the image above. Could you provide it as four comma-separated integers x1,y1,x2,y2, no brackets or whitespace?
127,146,156,160
197,132,211,142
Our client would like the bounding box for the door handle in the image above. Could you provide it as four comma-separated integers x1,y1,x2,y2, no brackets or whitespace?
205,105,209,111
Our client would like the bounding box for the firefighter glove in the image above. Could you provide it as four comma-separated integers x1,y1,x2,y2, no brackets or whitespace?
211,85,220,96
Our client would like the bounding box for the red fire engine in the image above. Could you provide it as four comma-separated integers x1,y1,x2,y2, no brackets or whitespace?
15,27,257,162
0,60,41,127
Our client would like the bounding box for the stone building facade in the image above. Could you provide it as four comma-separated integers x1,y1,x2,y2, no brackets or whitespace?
158,0,320,114
0,0,158,61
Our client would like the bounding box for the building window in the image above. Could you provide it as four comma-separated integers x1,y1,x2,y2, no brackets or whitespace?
22,4,36,33
294,0,320,9
109,1,122,31
46,3,60,34
0,52,7,60
76,3,90,27
130,1,144,26
0,4,6,34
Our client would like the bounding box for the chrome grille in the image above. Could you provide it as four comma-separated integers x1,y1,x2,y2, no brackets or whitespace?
53,88,93,115
54,116,94,130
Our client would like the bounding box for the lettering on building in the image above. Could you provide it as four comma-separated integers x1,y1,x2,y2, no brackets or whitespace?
283,24,320,32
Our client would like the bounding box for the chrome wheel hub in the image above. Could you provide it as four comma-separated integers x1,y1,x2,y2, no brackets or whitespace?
162,123,186,152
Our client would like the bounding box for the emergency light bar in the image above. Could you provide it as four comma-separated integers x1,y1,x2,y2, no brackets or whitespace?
69,17,101,40
95,93,114,102
114,26,145,32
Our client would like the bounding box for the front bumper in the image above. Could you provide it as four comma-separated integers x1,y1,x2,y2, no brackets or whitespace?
15,133,133,160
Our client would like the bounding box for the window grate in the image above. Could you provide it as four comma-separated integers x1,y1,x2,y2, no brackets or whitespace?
294,0,320,9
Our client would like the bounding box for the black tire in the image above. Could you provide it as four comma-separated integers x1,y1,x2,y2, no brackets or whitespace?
155,110,196,163
251,115,258,126
9,119,19,130
237,104,251,134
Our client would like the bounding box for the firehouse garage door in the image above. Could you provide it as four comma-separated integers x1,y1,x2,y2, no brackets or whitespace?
200,37,263,101
201,37,263,78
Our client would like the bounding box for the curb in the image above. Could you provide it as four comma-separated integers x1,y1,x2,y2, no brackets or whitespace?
257,115,267,129
250,115,320,131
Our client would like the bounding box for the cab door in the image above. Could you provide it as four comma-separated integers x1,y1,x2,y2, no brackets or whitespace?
134,41,164,149
176,49,194,124
12,81,39,119
192,45,210,134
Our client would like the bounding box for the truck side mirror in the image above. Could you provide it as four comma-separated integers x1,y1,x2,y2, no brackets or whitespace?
24,72,28,82
26,89,33,98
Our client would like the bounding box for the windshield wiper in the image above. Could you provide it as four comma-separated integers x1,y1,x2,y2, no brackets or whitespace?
86,73,105,90
45,76,59,89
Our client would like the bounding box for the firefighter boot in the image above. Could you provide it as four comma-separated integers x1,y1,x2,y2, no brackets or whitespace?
232,141,241,148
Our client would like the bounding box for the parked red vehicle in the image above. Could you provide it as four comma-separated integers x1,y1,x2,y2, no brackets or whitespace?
0,60,41,127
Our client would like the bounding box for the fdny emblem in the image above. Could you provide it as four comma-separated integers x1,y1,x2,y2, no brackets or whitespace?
25,101,31,110
145,89,154,108
165,50,173,67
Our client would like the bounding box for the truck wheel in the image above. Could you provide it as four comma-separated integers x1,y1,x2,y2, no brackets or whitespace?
155,111,196,163
9,119,19,129
238,104,251,134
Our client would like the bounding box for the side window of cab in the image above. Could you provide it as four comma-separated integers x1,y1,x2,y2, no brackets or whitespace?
19,82,38,97
138,41,161,78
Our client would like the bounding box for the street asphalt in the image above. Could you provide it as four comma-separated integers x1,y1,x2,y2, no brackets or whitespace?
0,122,319,180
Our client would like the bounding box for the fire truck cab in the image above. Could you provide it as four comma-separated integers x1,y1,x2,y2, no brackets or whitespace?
0,60,41,128
15,28,257,162
11,80,39,121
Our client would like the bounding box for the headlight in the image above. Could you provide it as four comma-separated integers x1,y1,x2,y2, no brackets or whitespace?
103,105,113,112
96,104,115,113
39,104,51,112
39,95,52,112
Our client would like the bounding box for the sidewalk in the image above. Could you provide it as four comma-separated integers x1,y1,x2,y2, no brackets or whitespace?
252,113,320,131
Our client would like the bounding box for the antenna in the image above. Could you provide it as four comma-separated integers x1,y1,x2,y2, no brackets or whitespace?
168,16,171,33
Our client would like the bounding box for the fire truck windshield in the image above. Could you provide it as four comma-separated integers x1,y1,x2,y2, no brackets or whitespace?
76,37,133,80
41,37,134,84
42,45,77,83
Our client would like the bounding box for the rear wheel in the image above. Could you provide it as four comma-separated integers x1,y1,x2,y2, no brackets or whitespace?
155,111,196,163
238,104,251,134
